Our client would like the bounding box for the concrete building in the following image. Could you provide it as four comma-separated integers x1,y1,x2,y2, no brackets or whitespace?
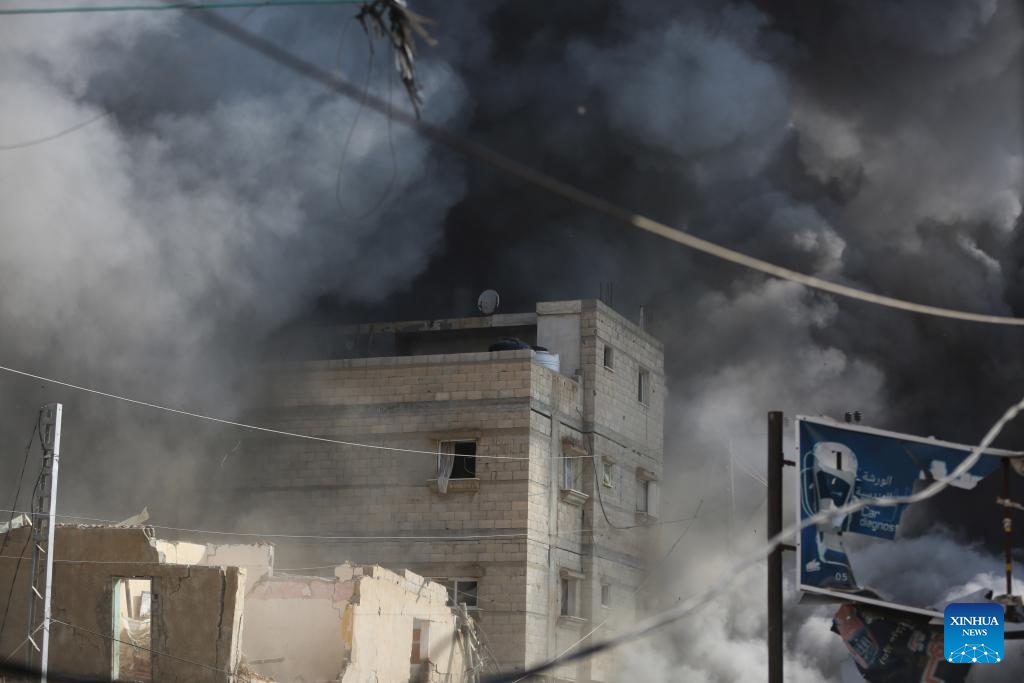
0,524,474,683
230,299,666,681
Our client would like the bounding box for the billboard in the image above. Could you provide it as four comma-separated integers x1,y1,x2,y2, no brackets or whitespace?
796,416,1019,613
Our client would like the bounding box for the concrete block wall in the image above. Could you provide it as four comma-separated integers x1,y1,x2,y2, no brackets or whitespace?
231,351,540,672
0,527,243,683
226,301,665,681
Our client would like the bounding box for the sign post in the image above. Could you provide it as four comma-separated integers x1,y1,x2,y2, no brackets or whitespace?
767,411,784,683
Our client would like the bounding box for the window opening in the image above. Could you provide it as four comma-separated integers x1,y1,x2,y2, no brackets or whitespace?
603,345,614,369
560,577,579,617
638,367,650,404
601,583,611,607
435,579,479,609
562,455,581,492
439,440,477,479
112,578,153,683
636,478,659,517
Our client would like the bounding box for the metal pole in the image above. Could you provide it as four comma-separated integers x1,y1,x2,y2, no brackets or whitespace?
727,440,736,556
39,403,61,683
767,411,784,683
1004,458,1013,596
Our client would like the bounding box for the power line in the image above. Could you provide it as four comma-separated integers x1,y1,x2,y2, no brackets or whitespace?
172,6,1024,327
50,619,234,677
0,111,111,151
0,421,44,645
0,508,661,542
0,363,603,460
0,2,272,151
0,0,361,15
481,392,1024,681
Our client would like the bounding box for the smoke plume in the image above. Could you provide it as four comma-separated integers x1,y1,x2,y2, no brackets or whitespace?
3,0,1024,680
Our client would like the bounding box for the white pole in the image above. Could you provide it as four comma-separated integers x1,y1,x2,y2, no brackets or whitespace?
39,403,61,683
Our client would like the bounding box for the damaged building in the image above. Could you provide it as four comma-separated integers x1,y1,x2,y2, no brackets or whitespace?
227,299,666,681
0,523,475,682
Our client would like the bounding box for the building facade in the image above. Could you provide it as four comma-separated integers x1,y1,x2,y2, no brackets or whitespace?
230,299,665,681
0,525,474,683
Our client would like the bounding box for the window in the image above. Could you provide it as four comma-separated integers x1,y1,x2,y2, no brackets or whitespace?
600,458,614,488
636,472,659,518
436,441,477,493
637,367,650,404
560,578,574,616
601,583,611,608
562,455,581,492
603,344,614,369
435,579,478,609
559,569,584,618
112,578,152,682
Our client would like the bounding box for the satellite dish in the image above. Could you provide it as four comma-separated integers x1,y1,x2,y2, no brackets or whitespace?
477,289,500,315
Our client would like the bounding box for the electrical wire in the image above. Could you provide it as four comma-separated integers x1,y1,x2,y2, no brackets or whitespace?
508,498,707,683
0,0,278,151
0,111,111,151
0,424,45,644
2,622,43,664
0,363,597,460
50,619,235,677
0,417,40,553
332,23,400,219
177,5,1024,327
0,0,362,15
0,508,634,542
482,392,1024,682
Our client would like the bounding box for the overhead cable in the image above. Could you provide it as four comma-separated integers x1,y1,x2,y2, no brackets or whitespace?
0,507,663,541
0,0,361,15
50,619,234,677
171,6,1024,326
0,363,598,460
482,393,1024,681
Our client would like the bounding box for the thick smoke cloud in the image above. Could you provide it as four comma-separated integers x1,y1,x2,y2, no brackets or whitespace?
3,0,1024,680
0,8,467,515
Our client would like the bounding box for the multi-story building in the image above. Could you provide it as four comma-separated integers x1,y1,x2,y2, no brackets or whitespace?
228,299,665,681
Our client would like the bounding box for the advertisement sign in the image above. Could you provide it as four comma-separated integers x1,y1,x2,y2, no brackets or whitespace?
796,416,1014,605
833,604,969,683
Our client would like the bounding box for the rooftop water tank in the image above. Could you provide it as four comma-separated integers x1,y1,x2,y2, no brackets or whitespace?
533,349,560,373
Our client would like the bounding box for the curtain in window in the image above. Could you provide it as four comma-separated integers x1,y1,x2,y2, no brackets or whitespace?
437,443,455,493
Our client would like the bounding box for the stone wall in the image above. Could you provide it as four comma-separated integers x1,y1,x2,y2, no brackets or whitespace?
0,526,243,683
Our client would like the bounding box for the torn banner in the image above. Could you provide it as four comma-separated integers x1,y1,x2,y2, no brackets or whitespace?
798,417,1005,593
833,604,968,683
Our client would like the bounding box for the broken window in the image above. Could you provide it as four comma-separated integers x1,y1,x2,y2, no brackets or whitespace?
112,578,152,683
435,579,478,609
637,367,650,404
603,344,614,369
437,440,477,486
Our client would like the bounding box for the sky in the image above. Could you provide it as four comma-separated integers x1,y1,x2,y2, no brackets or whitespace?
2,0,1024,680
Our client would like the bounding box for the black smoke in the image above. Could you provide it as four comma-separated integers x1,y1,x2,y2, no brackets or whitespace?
2,1,1024,679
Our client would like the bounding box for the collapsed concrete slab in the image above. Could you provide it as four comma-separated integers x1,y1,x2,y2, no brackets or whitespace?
0,525,475,683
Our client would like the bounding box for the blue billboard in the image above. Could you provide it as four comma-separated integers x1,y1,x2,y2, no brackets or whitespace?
797,416,1011,598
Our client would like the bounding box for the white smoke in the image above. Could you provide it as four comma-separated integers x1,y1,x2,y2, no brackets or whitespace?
0,9,469,516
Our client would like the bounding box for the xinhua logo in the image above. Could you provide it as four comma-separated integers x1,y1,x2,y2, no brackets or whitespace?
944,602,1004,664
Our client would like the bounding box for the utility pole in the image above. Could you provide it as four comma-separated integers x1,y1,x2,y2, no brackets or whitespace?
727,440,736,555
25,403,62,683
767,411,784,683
